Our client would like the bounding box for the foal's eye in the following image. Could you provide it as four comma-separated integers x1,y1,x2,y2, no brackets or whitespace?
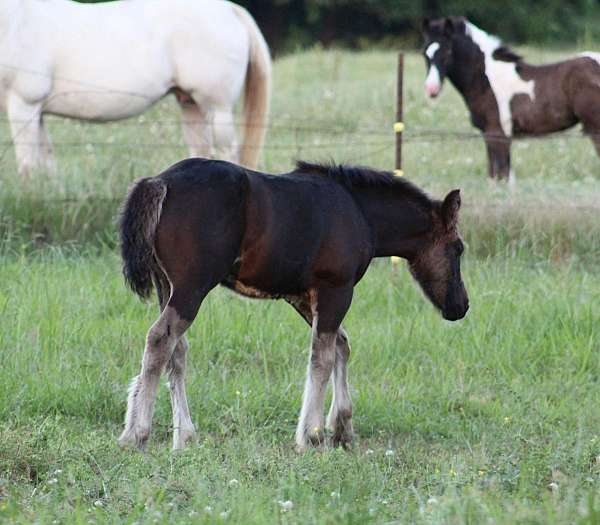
456,241,464,256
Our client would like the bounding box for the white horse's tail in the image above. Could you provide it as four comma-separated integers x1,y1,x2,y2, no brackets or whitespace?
232,5,272,169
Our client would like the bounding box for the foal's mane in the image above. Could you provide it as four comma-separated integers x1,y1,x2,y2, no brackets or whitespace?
295,161,434,209
462,20,523,62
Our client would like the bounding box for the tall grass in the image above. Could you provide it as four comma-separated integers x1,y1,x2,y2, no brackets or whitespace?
1,251,600,524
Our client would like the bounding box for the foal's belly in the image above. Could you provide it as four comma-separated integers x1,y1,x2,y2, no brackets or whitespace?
510,93,577,135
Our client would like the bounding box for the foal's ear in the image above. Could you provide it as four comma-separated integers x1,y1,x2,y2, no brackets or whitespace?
444,16,466,36
441,189,461,230
443,18,455,36
422,17,431,33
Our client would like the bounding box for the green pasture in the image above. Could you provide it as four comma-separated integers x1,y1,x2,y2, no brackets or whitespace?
1,48,600,524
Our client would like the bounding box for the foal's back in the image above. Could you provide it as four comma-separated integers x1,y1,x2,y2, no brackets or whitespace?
155,159,372,297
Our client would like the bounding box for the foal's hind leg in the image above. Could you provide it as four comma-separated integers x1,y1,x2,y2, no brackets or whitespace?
118,299,198,451
166,335,196,450
154,273,197,450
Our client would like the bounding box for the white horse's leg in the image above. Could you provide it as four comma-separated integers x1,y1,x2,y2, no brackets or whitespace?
179,99,213,158
39,119,57,175
326,328,353,448
296,329,337,452
119,306,190,451
7,93,43,178
213,107,239,163
166,335,196,450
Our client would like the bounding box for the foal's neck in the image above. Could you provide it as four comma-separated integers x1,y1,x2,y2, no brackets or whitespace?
354,189,432,259
448,36,493,104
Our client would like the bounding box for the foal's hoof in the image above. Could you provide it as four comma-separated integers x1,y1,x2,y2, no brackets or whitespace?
327,413,354,450
295,429,325,453
118,430,148,452
172,428,197,451
330,432,353,450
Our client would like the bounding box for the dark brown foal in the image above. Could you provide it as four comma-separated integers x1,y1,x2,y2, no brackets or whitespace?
118,158,469,451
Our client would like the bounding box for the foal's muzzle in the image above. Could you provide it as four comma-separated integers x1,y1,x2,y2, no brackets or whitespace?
442,298,469,321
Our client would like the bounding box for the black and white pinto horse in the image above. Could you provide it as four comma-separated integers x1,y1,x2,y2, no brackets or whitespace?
422,17,600,182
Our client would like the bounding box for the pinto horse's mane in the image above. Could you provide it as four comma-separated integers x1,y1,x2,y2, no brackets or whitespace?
295,161,434,209
462,20,523,62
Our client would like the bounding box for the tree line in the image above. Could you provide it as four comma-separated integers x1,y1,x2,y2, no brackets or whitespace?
78,0,600,54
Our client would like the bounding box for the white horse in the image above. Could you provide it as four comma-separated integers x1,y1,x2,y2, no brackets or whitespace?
0,0,271,177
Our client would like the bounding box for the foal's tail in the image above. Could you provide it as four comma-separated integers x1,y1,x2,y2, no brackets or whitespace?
119,177,167,300
232,5,272,169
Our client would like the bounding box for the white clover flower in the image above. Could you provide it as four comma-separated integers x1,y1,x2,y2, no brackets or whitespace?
548,481,559,492
278,500,294,512
427,497,438,505
93,500,104,508
330,491,340,499
365,449,374,456
228,479,239,488
385,449,395,457
203,506,212,515
47,478,58,485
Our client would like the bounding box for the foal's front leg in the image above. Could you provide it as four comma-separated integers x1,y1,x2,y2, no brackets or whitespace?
326,329,353,448
296,329,337,451
295,287,353,452
484,130,512,181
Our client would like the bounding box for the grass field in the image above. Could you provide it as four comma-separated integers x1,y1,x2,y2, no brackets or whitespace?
1,48,600,524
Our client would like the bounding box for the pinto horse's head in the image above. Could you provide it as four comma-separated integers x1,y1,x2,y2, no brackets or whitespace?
408,189,469,321
421,17,466,98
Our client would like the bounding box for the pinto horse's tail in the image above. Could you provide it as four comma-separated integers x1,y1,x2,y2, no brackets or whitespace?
232,5,272,169
119,177,167,300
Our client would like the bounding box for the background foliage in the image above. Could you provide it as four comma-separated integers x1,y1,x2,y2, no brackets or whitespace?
77,0,600,52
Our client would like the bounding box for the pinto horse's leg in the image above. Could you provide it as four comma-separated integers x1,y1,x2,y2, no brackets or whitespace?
7,93,43,178
580,122,600,157
295,287,353,452
484,130,512,181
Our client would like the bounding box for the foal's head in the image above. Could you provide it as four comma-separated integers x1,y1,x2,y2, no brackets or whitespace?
421,17,466,98
409,189,469,321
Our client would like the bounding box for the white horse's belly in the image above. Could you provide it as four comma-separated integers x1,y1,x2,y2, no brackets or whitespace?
45,52,173,119
2,0,251,119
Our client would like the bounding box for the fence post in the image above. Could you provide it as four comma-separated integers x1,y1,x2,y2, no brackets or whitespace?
392,52,404,268
395,52,404,177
